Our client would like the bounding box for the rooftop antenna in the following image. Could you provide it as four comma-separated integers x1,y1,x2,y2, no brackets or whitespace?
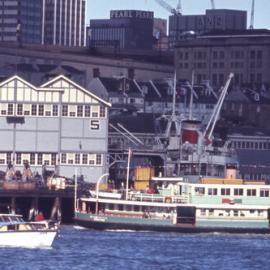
249,0,255,29
210,0,216,9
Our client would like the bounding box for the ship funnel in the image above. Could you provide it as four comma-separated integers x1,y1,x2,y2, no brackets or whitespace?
181,120,201,145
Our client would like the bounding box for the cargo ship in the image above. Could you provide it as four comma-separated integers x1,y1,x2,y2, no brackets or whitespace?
74,169,270,234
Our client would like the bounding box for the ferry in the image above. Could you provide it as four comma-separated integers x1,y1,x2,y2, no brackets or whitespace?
74,175,270,234
0,214,58,247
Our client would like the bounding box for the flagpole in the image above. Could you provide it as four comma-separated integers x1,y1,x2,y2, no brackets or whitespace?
125,148,131,200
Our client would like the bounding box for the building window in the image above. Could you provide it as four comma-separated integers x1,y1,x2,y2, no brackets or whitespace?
61,153,67,164
31,104,37,116
7,104,13,115
85,105,90,117
17,104,23,115
38,104,44,116
77,105,83,117
37,153,43,165
62,105,68,116
52,105,58,116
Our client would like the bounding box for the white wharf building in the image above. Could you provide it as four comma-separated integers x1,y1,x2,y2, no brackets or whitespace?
0,75,111,183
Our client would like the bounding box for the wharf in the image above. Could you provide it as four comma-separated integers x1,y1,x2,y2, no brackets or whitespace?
0,186,76,223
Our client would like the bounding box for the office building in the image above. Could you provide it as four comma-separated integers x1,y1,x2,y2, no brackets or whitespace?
0,0,86,46
0,0,43,43
169,9,247,48
175,29,270,88
89,10,154,50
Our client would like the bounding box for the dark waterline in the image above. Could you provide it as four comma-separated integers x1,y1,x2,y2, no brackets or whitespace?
0,226,270,270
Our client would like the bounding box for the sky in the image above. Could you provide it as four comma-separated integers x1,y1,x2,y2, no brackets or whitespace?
87,0,270,29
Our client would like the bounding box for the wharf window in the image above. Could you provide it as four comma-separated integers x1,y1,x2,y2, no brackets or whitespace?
51,153,57,165
37,154,43,165
96,154,102,165
52,105,58,116
0,103,7,115
91,106,99,118
6,153,11,164
0,153,5,164
69,106,76,117
31,105,37,116
45,105,51,116
75,153,80,164
195,187,205,195
82,154,88,164
260,189,270,197
234,188,243,196
38,105,44,116
85,105,90,117
61,153,67,164
62,105,68,116
67,154,74,164
247,189,256,196
89,154,95,165
30,153,35,165
208,188,218,195
100,106,106,117
17,104,23,115
24,104,30,115
77,105,83,117
7,104,13,115
221,188,230,196
16,153,21,165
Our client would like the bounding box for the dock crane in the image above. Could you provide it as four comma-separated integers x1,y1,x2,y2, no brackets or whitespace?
155,0,182,15
203,73,234,143
249,0,255,29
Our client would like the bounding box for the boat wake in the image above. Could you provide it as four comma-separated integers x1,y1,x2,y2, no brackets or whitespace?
73,225,88,230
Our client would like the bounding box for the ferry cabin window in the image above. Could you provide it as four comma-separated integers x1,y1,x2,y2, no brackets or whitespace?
221,188,230,196
118,204,124,211
134,205,140,212
208,188,218,196
195,187,205,195
247,189,256,196
234,188,243,196
200,209,206,216
260,189,270,197
108,204,114,210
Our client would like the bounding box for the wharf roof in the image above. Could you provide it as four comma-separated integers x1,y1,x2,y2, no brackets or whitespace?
200,29,270,37
228,127,270,137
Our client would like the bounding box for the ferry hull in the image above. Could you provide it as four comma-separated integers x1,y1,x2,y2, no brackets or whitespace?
0,230,58,248
74,218,270,234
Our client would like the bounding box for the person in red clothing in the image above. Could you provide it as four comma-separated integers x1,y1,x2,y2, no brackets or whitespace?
35,211,45,221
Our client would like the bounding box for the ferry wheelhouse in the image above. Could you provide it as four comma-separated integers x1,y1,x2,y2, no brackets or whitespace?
74,177,270,233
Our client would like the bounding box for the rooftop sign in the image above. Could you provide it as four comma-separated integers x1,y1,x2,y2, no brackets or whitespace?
110,10,154,19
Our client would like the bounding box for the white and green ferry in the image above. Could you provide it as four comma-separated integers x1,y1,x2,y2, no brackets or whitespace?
74,177,270,233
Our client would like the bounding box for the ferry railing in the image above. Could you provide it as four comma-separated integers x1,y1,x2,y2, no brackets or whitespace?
128,192,189,204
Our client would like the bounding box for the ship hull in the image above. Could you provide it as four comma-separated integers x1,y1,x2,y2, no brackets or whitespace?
74,217,270,234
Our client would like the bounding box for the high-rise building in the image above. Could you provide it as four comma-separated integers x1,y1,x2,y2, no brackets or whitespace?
88,10,154,50
0,0,43,44
0,0,86,46
169,9,247,48
43,0,86,46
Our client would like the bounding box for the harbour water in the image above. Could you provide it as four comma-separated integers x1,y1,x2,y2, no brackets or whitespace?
1,226,270,270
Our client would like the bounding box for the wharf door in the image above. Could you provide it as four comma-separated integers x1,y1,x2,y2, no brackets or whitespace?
176,206,196,225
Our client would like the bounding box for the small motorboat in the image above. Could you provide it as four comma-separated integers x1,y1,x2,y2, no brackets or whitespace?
0,213,59,248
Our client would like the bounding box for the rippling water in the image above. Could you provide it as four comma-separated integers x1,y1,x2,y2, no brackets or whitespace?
1,226,270,270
